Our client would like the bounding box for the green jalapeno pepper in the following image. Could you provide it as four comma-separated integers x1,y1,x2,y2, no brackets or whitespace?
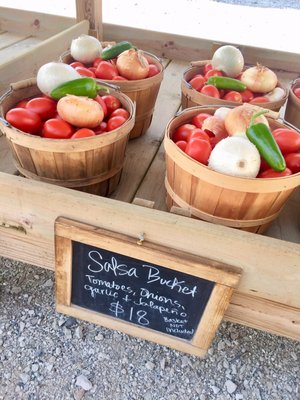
101,41,135,60
246,110,286,172
206,76,247,92
50,77,108,100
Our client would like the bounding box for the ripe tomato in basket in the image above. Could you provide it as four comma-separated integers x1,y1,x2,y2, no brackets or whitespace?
185,138,212,165
42,119,74,139
101,95,122,115
172,124,195,142
6,108,43,134
284,153,300,174
25,97,57,120
272,128,300,154
191,113,211,129
200,85,220,98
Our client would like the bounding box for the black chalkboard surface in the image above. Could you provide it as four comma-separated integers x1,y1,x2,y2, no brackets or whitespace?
71,241,215,340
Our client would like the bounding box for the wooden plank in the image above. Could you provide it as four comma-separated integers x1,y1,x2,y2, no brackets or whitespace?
0,31,30,50
0,37,41,65
227,292,300,340
0,7,76,39
0,20,89,95
110,59,186,203
103,23,300,73
76,0,103,39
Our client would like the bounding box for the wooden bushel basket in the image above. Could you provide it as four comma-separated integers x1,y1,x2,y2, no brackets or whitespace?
164,106,300,234
0,78,135,196
284,78,300,130
60,50,164,139
181,62,288,112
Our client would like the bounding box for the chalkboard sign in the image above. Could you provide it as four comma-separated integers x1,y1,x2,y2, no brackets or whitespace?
55,217,242,357
71,241,214,340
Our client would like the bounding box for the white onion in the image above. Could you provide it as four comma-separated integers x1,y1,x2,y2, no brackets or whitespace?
265,87,286,102
240,64,277,93
208,136,260,178
37,62,81,96
70,34,102,63
214,107,230,121
211,45,244,78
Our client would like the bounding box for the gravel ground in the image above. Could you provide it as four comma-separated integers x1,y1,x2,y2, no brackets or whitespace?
0,256,299,400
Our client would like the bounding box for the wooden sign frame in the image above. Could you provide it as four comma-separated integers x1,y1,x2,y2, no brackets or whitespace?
55,217,242,357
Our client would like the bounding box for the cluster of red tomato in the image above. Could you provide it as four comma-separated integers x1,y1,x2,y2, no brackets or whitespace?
69,56,160,80
5,94,129,139
188,63,269,104
172,112,300,177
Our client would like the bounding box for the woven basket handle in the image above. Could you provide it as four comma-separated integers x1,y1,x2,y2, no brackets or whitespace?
190,60,211,67
10,78,37,91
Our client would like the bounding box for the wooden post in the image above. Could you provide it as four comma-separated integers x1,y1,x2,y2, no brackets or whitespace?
76,0,103,39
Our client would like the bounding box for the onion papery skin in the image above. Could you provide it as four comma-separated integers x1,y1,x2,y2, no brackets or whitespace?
116,49,150,80
241,64,278,94
224,104,269,137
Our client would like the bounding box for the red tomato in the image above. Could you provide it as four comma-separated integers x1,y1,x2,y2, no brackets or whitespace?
172,124,196,142
94,121,108,134
203,63,213,75
250,96,269,104
147,64,160,77
187,128,210,142
107,116,126,131
185,138,212,165
25,97,57,120
240,88,254,103
75,66,96,77
15,99,29,108
70,61,85,68
191,113,211,128
204,69,223,80
223,91,243,102
112,75,128,81
258,168,292,178
200,85,220,98
101,95,122,115
259,158,271,173
272,128,300,154
175,140,187,151
42,118,74,139
110,108,130,120
94,95,108,118
95,61,118,80
71,128,96,139
89,67,97,74
284,153,300,174
93,58,103,68
189,74,205,91
6,108,42,134
293,87,300,99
